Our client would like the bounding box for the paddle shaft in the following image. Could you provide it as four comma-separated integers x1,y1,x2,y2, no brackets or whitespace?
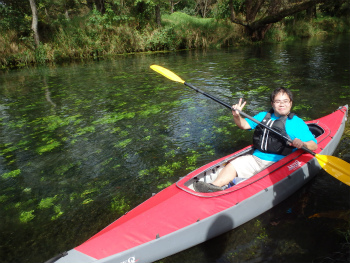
185,82,314,156
151,65,350,185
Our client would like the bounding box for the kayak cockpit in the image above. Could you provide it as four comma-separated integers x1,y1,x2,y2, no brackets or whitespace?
177,122,326,194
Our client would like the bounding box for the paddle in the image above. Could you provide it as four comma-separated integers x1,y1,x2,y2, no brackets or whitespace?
150,64,350,186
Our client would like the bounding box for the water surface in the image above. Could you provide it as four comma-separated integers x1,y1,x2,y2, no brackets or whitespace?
0,33,349,263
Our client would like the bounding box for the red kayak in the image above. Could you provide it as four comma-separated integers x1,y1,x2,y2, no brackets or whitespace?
48,105,348,263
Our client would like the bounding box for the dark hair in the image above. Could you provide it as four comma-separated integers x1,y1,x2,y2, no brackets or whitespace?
270,87,293,102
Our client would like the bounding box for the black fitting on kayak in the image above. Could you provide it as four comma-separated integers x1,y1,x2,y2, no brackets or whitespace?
44,252,68,263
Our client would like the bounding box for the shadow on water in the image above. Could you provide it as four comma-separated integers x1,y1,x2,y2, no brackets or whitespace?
202,215,234,260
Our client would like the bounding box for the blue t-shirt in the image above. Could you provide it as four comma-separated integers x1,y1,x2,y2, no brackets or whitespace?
246,112,317,162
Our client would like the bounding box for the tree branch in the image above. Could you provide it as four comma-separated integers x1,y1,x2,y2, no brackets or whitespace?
249,0,328,30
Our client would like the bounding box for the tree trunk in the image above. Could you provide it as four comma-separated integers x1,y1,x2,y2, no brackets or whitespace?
229,0,236,22
306,6,317,19
29,0,40,47
155,5,161,27
95,0,106,14
245,0,265,23
170,0,174,13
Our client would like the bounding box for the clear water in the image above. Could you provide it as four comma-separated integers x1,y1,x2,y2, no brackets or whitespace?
0,33,349,263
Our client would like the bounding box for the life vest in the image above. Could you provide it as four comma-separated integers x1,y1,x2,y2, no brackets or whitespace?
253,109,296,156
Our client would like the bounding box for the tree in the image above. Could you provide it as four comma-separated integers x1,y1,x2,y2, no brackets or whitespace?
196,0,215,18
228,0,236,21
169,0,180,13
86,0,106,13
29,0,40,47
155,4,161,26
232,0,329,41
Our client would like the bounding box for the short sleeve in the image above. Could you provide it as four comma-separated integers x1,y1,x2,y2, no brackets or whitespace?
245,112,267,130
286,117,317,143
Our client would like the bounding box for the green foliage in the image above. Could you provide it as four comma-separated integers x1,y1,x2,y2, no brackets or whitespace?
212,0,243,20
130,0,155,28
1,0,350,68
0,4,29,33
88,6,130,29
145,25,182,51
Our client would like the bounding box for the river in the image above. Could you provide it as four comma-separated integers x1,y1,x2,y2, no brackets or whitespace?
0,33,349,263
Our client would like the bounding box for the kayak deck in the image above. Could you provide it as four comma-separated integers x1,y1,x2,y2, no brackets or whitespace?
51,106,348,263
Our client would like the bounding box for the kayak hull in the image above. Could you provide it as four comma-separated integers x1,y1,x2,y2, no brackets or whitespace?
49,106,348,263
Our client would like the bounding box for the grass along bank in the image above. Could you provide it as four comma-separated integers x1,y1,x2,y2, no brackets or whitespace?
1,13,349,69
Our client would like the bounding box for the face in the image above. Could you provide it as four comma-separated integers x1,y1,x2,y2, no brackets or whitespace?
271,92,292,116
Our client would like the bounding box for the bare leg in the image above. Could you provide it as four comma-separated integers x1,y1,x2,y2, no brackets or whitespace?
212,162,237,187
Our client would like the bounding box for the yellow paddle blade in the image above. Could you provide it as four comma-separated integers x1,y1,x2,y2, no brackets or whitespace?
150,65,185,84
315,154,350,186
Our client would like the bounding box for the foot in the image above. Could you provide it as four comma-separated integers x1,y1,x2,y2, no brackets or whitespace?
193,181,223,193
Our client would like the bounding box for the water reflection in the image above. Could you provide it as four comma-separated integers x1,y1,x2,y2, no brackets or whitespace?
0,34,349,263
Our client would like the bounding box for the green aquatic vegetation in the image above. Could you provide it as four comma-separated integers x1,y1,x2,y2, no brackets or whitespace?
153,85,170,91
111,196,130,215
139,105,162,117
212,125,231,135
110,127,121,134
165,149,176,158
37,115,82,131
23,188,31,193
37,140,61,154
181,132,191,138
113,164,121,169
5,119,27,129
82,198,94,205
94,112,135,125
2,145,18,154
293,104,312,111
115,138,132,148
1,169,21,179
75,126,96,136
138,169,150,177
19,210,35,223
55,163,76,175
0,195,8,203
38,196,57,209
157,181,172,189
217,115,232,123
157,164,174,176
171,162,182,170
119,130,129,137
113,75,129,80
81,188,99,197
186,150,200,166
51,205,64,220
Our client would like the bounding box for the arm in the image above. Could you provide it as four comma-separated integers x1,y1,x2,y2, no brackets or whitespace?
291,138,318,151
232,98,252,130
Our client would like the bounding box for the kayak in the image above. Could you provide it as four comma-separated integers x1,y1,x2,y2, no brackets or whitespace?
47,105,348,263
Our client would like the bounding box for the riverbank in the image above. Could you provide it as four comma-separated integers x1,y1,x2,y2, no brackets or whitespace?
1,13,349,69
